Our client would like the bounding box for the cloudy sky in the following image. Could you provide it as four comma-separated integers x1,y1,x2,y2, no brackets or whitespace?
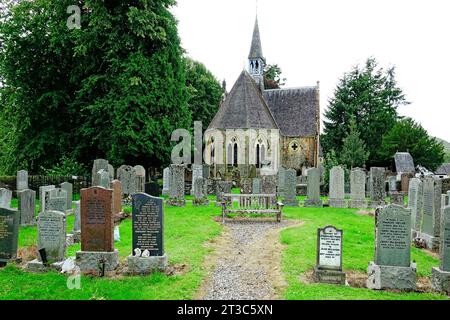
172,0,450,141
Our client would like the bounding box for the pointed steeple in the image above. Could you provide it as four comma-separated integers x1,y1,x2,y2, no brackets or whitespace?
248,16,264,60
248,15,265,91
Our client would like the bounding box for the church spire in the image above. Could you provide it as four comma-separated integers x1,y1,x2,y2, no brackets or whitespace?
248,15,265,90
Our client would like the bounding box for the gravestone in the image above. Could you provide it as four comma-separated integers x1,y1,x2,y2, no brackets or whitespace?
0,208,20,266
16,170,29,191
110,180,123,218
97,169,110,189
60,182,73,213
134,165,146,194
432,204,450,293
283,169,298,207
18,189,36,226
305,168,323,207
216,181,232,206
390,192,405,206
0,188,12,208
127,193,168,274
26,210,66,271
313,226,346,285
145,182,160,197
369,167,386,207
277,167,287,197
329,166,346,208
408,178,423,235
92,159,109,186
394,152,415,173
190,164,203,196
401,173,413,193
252,178,261,194
193,177,209,206
117,165,136,196
108,164,115,180
367,205,416,290
44,189,68,215
389,176,397,193
71,201,81,243
349,169,366,208
76,187,118,272
420,178,440,250
240,178,252,194
261,175,277,195
203,164,210,179
167,164,186,207
39,185,55,212
162,167,170,196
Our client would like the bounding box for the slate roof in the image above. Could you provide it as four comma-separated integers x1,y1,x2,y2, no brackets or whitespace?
208,70,278,130
263,87,319,137
436,163,450,175
248,17,264,60
394,152,415,173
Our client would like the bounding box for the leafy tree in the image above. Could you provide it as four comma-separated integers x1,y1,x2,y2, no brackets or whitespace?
0,0,191,174
379,118,445,171
321,58,409,167
322,149,340,193
264,64,286,89
340,118,370,169
185,57,223,127
40,156,88,176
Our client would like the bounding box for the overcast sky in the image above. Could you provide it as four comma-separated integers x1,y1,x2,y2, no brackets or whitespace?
172,0,450,141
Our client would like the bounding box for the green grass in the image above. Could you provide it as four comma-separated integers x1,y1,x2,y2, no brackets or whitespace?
0,202,222,300
281,207,448,300
2,194,449,300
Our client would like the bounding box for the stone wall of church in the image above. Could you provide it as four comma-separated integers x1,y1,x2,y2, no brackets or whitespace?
204,128,280,179
280,136,317,170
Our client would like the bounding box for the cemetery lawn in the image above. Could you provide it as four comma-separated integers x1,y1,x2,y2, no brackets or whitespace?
281,207,449,300
0,202,223,300
2,197,449,300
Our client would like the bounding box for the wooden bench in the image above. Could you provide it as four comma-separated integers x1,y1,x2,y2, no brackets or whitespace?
221,194,284,223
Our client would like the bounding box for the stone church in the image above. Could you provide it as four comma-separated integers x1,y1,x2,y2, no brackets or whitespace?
204,16,321,179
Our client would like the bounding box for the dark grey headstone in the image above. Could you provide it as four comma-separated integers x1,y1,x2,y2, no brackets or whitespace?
92,159,109,186
0,207,19,263
117,165,136,196
162,167,170,196
73,201,81,234
283,169,298,206
169,164,185,199
134,165,146,194
370,167,386,205
39,185,55,212
145,182,160,197
18,189,36,226
252,178,261,194
305,168,322,207
375,205,411,267
277,167,287,197
132,193,164,257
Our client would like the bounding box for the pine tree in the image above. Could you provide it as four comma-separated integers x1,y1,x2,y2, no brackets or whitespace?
321,58,409,167
340,119,370,169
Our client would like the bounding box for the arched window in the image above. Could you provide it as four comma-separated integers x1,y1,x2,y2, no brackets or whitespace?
210,145,215,164
233,143,238,166
256,144,260,168
261,145,266,165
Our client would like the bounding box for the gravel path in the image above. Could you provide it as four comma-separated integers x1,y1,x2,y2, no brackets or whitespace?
200,220,295,300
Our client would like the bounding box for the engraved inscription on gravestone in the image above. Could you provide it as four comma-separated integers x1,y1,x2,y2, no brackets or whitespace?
80,187,114,252
317,226,343,270
37,211,66,262
0,208,19,263
132,194,164,257
375,205,411,267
